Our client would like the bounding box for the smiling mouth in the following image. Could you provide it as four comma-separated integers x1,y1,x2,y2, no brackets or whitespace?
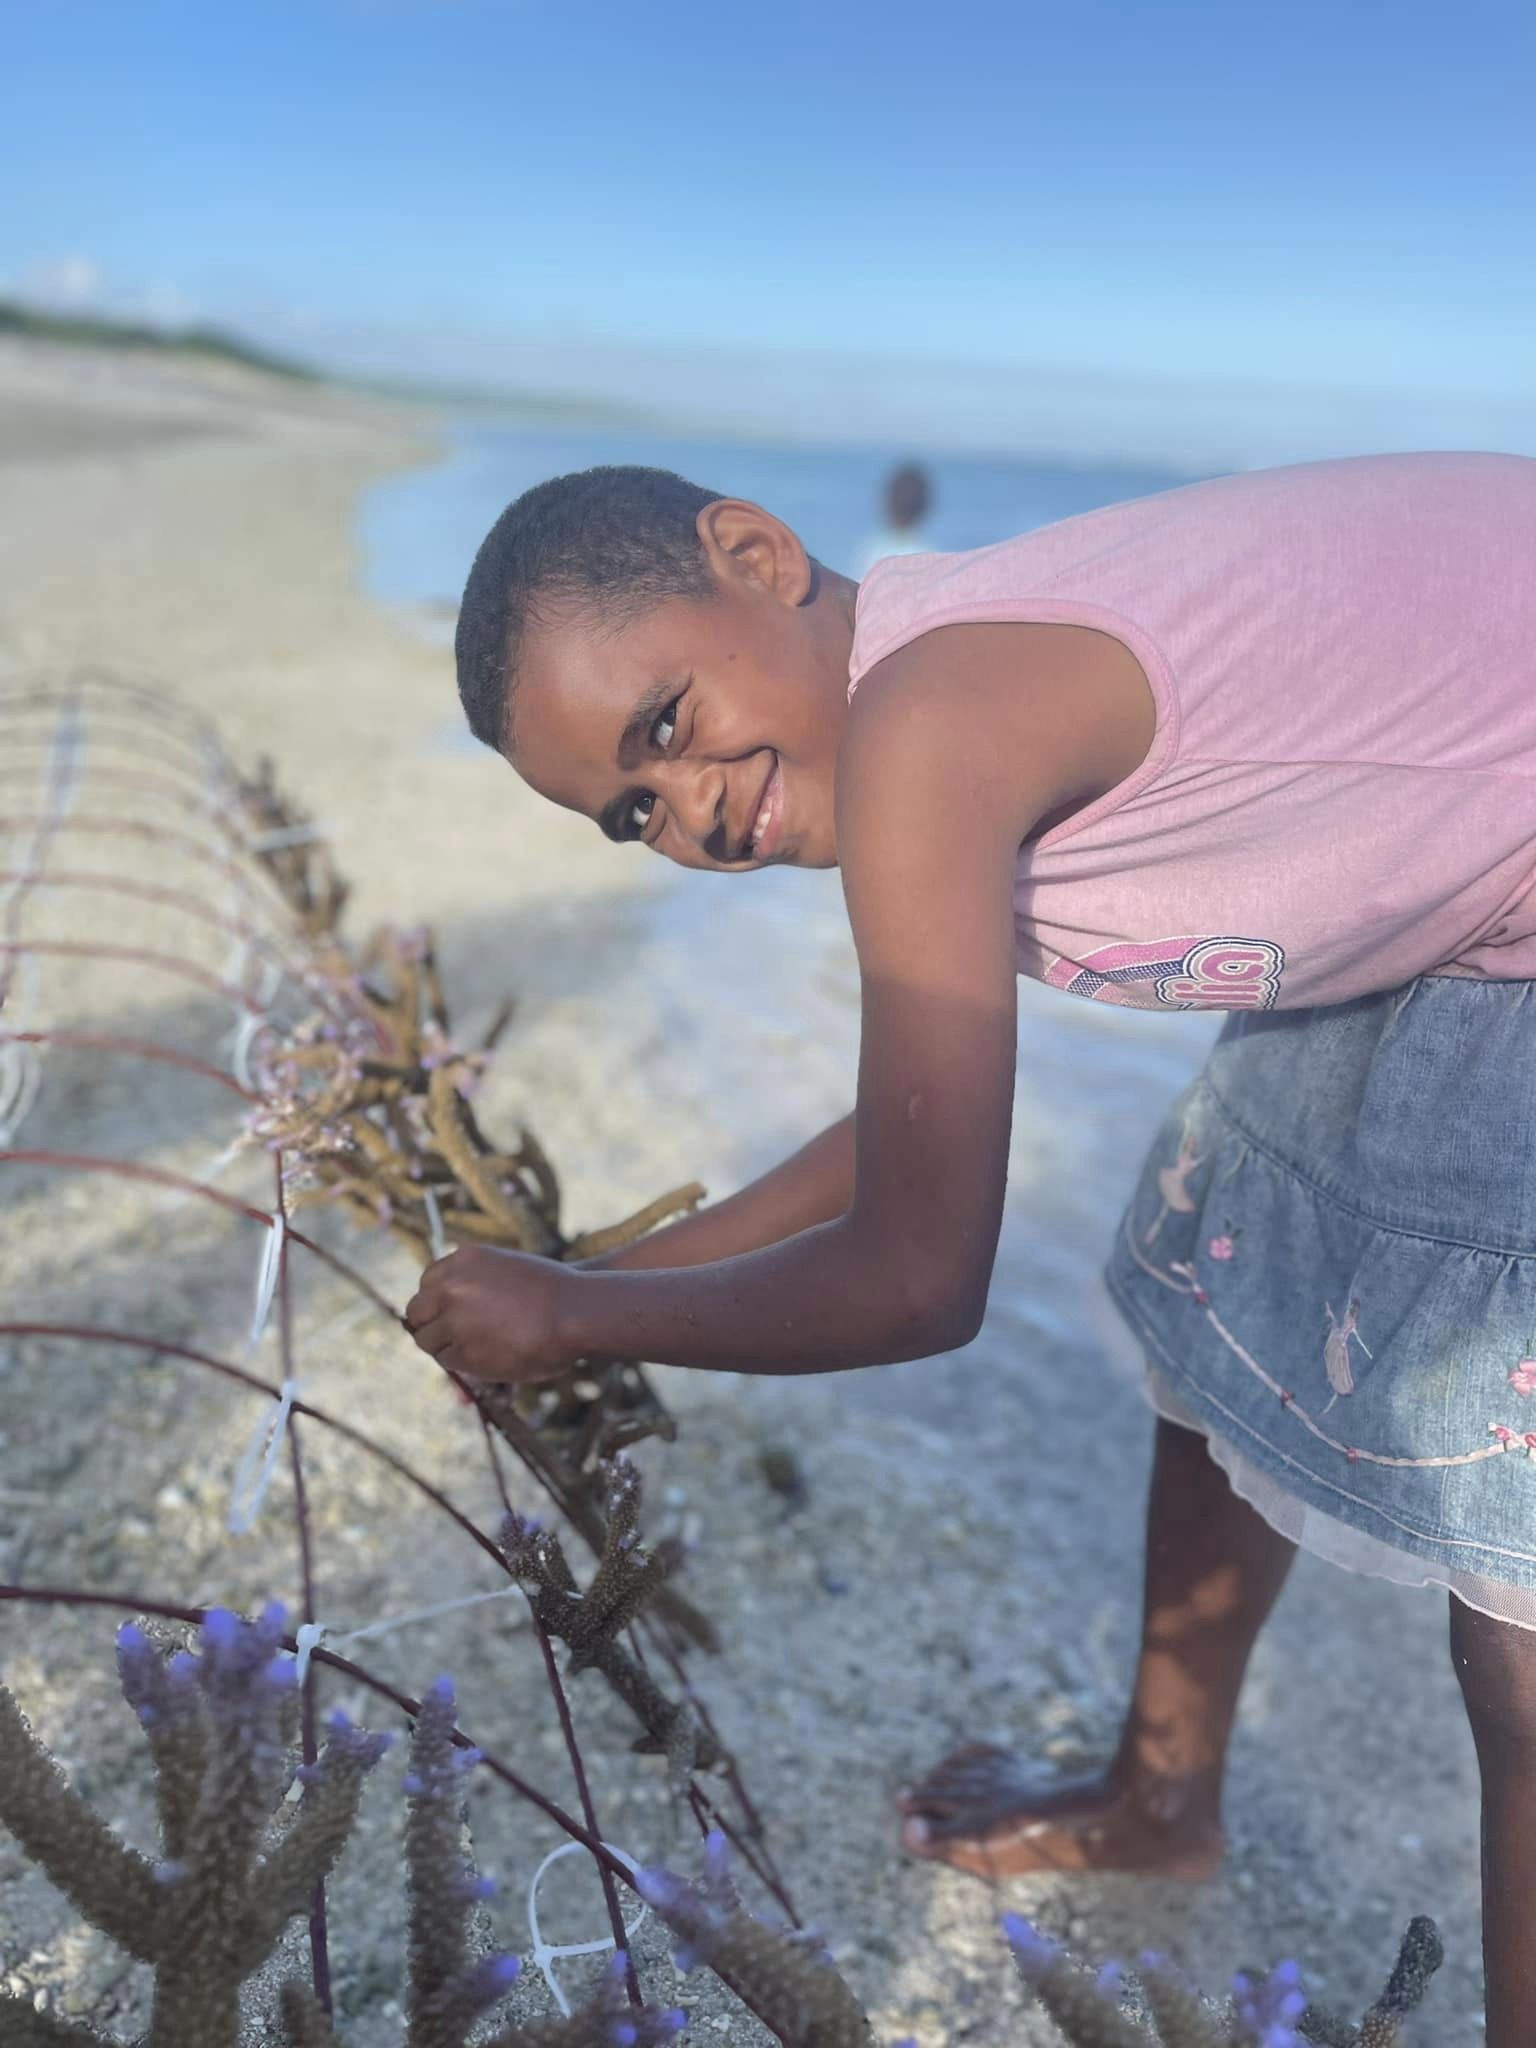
747,758,785,862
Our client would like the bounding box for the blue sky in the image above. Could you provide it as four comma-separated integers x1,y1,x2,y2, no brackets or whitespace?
4,0,1533,462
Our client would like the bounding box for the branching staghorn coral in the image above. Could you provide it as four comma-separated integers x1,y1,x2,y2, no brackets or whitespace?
1295,1917,1444,2046
498,1459,719,1773
0,1605,390,2048
634,1832,873,2048
0,674,825,2032
231,775,714,1650
999,1912,1444,2048
0,1608,851,2047
277,1674,688,2048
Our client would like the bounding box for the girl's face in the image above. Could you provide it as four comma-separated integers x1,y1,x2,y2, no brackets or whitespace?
507,504,858,872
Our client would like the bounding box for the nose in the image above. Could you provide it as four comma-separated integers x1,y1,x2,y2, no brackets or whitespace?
663,761,729,859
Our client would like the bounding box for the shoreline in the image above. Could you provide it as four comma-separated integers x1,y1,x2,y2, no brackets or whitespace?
0,344,1490,2043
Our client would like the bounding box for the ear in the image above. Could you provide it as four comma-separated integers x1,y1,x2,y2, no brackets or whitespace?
696,500,814,607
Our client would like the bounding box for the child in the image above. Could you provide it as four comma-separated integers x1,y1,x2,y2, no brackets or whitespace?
409,454,1536,2042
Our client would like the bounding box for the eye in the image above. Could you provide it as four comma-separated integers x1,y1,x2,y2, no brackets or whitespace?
651,697,680,751
625,791,656,839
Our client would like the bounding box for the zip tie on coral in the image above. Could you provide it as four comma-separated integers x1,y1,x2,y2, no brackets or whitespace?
293,1620,328,1687
227,1376,298,1534
247,1210,286,1354
228,1011,267,1091
0,955,44,1142
222,954,284,1066
423,1185,447,1260
0,1036,40,1146
526,1839,648,2018
291,1586,529,1686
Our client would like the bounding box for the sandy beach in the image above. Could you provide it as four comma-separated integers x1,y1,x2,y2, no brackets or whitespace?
0,342,1487,2043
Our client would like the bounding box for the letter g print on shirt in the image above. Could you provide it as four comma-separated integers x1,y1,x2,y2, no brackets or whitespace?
1043,935,1286,1011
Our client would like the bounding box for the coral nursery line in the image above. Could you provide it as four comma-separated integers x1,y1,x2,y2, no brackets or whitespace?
0,673,1447,2045
0,672,820,2036
0,1589,1444,2046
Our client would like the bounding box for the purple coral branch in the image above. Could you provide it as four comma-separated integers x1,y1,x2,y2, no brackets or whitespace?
1,1587,794,2042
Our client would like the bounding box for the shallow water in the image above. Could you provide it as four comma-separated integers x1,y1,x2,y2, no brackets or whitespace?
358,417,1202,610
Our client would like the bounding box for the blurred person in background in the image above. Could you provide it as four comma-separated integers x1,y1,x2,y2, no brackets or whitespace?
855,460,933,577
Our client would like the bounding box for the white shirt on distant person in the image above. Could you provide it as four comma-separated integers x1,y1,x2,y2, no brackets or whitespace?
854,525,931,580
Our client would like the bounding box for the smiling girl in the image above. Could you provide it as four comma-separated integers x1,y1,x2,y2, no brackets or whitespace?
409,455,1536,2040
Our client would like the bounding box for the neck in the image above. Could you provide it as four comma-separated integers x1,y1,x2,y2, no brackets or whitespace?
818,567,861,668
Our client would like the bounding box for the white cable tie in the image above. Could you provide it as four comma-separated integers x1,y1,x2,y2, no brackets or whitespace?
525,1839,648,2017
247,1210,286,1354
227,1010,272,1092
0,1038,40,1145
290,1584,529,1690
227,1377,298,1534
328,1586,527,1655
293,1620,328,1687
247,822,337,853
423,1186,447,1260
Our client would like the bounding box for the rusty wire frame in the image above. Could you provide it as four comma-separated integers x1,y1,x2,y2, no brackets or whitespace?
0,671,800,2035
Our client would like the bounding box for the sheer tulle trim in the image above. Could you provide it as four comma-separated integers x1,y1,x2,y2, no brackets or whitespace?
1143,1365,1536,1634
1082,1284,1536,1632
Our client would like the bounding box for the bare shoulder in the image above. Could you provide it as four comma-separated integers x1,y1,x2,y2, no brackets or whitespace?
840,620,1156,842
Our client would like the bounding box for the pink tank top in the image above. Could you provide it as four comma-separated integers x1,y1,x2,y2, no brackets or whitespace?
848,453,1536,1012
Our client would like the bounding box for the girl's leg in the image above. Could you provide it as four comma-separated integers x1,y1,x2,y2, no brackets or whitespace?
899,1415,1297,1878
1449,1597,1536,2046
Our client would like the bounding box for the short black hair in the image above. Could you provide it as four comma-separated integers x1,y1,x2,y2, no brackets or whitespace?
455,464,722,753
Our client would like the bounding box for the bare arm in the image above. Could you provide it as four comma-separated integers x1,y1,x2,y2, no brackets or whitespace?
408,622,1155,1379
580,1115,855,1273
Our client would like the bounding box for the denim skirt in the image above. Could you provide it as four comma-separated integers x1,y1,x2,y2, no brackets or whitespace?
1106,975,1536,1628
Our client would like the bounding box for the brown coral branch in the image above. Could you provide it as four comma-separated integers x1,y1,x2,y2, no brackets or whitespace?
499,1492,720,1768
425,1063,555,1252
566,1184,706,1263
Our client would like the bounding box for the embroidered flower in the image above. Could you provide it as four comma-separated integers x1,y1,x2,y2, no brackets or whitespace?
1207,1235,1236,1261
1491,1424,1517,1446
1508,1361,1536,1398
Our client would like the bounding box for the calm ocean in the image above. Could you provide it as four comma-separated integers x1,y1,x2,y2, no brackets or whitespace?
358,417,1203,610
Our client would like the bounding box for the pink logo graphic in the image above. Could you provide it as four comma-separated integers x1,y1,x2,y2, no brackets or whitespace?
1043,935,1285,1011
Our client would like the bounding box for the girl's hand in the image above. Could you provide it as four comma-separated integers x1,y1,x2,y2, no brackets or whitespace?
404,1246,574,1384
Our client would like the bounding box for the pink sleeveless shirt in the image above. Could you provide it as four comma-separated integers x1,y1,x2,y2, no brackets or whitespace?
848,453,1536,1012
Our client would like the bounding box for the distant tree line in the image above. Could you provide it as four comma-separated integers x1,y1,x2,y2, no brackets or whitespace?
0,295,316,380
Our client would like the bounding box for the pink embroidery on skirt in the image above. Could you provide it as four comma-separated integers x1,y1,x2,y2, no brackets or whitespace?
1322,1299,1371,1411
1145,1132,1202,1245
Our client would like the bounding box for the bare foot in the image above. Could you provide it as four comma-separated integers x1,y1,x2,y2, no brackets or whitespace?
896,1744,1224,1881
